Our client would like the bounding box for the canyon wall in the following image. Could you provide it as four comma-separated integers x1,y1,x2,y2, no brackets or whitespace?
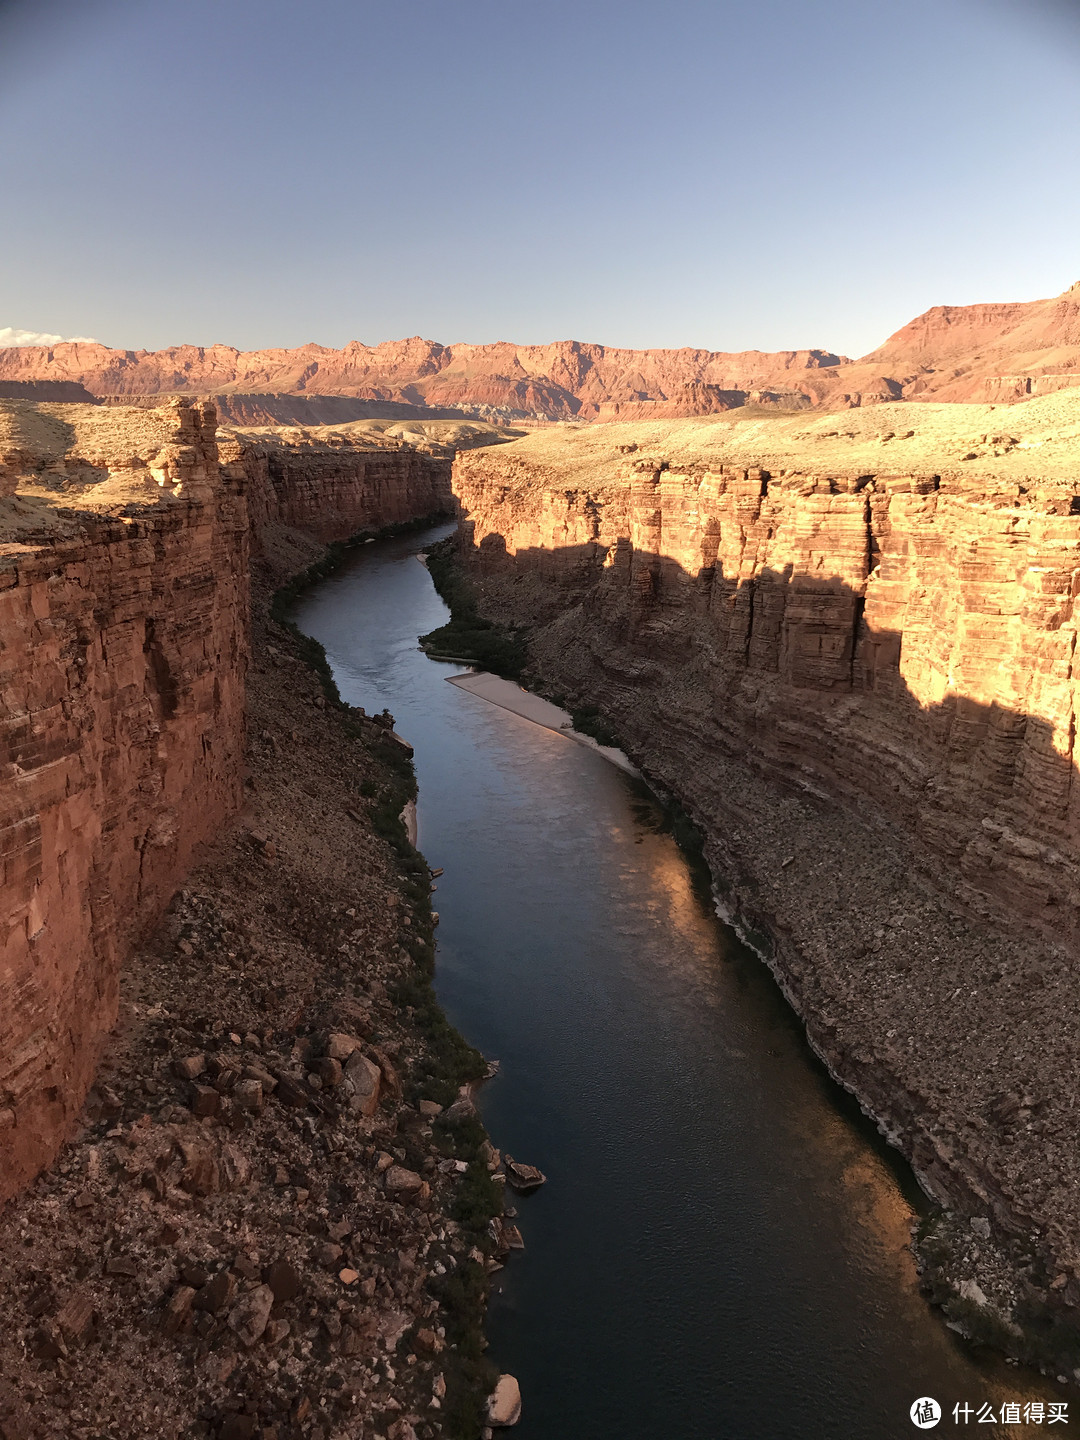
0,404,248,1201
0,401,452,1203
456,454,1080,946
231,431,451,546
0,335,850,419
450,415,1080,1297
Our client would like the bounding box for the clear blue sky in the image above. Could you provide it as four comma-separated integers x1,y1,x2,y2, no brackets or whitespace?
1,0,1078,358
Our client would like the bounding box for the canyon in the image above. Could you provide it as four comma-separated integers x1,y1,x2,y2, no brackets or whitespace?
4,278,1080,423
0,398,533,1440
448,386,1080,1354
7,339,1080,1427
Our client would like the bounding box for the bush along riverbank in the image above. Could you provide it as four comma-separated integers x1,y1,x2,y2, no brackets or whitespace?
270,519,514,1438
0,514,512,1440
418,539,530,679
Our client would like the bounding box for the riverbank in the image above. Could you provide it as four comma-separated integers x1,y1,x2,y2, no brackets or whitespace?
0,522,507,1440
425,519,1080,1384
445,673,640,778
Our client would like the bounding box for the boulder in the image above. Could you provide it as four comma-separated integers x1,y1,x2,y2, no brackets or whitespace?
344,1051,381,1116
444,1095,476,1124
384,1165,424,1197
504,1157,546,1194
326,1033,362,1062
194,1270,236,1315
487,1375,522,1427
227,1283,275,1347
233,1078,264,1112
161,1286,196,1337
367,1044,402,1100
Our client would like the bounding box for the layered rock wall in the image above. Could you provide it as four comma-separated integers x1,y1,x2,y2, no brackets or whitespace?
6,278,1080,417
0,402,452,1203
0,407,248,1201
456,453,1080,947
231,436,451,545
452,438,1080,1293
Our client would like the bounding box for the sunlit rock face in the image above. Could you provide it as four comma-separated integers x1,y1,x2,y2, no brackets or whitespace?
449,419,1080,1303
0,399,451,1201
230,431,451,545
0,404,248,1200
6,280,1080,417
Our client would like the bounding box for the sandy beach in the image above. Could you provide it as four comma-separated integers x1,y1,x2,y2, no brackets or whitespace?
446,670,641,777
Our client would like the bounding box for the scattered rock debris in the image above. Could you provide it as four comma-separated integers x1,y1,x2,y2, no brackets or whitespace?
0,560,534,1440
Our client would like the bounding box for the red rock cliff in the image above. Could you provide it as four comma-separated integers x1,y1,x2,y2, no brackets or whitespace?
0,404,248,1201
454,430,1080,943
230,430,451,546
0,401,451,1203
0,336,848,420
9,280,1080,417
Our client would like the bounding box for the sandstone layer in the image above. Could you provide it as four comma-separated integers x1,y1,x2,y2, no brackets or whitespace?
0,401,249,1203
0,400,452,1204
5,279,1080,422
449,390,1080,1346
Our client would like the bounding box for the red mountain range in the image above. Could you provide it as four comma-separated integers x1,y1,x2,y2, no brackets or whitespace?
3,281,1079,422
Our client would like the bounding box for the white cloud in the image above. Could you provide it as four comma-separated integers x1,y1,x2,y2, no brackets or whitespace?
0,327,99,348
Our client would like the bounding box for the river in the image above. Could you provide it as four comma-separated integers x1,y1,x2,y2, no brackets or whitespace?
291,521,1059,1440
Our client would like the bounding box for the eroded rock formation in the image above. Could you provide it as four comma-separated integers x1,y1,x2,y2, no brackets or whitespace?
457,450,1080,945
6,278,1080,420
0,335,849,419
0,400,451,1202
865,279,1080,402
0,402,248,1200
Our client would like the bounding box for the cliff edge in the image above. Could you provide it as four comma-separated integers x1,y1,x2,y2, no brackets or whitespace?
0,400,453,1201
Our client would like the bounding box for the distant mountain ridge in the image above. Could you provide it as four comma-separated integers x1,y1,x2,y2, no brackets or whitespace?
3,281,1079,420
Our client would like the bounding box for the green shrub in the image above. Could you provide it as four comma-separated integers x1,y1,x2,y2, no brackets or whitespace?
569,704,621,748
429,1260,500,1439
418,538,529,679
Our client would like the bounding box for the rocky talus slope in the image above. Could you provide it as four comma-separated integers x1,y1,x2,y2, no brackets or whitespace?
0,398,451,1199
0,401,519,1440
449,390,1080,1363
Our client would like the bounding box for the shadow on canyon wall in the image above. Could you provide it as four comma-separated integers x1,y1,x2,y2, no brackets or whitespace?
463,524,1080,954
